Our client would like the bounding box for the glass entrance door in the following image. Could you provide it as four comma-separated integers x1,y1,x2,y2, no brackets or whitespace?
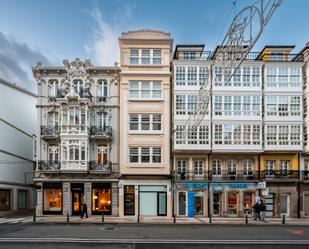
157,192,167,216
227,192,238,215
280,194,290,217
213,193,221,216
71,183,84,215
178,192,186,216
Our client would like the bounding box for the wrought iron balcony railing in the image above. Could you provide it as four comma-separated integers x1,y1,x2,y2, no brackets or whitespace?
41,125,60,137
37,160,61,171
209,170,259,181
89,161,112,173
301,170,309,180
90,126,112,138
260,170,299,179
174,171,209,181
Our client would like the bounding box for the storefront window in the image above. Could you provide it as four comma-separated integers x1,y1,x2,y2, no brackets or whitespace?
227,192,237,215
243,192,252,214
178,192,186,215
92,183,111,214
18,190,27,209
124,185,135,215
194,191,204,215
43,187,62,213
0,189,10,211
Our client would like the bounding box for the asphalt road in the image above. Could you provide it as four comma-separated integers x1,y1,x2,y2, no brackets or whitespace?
0,223,308,249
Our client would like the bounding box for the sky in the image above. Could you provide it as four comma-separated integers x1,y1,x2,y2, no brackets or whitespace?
0,0,308,93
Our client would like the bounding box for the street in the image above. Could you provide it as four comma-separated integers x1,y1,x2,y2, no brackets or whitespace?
0,223,308,248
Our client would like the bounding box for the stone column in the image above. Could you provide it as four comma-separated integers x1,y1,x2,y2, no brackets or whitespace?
36,182,43,216
84,182,92,216
111,182,119,216
63,182,70,216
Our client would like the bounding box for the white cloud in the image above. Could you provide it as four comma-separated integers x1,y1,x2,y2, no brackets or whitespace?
0,31,51,93
86,1,136,66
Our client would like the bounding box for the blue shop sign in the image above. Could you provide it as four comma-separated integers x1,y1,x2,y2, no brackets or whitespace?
188,191,195,217
211,183,257,191
181,183,209,189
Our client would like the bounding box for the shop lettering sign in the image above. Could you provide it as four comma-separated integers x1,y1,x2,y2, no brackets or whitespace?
181,183,209,188
228,183,249,189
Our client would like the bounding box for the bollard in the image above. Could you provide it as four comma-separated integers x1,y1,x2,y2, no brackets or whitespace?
245,214,248,224
209,214,212,224
173,214,176,224
137,215,140,223
102,212,104,223
33,209,36,222
67,211,69,223
282,215,285,224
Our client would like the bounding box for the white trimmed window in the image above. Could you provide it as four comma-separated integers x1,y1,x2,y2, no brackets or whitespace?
212,160,222,177
175,66,186,86
97,80,108,97
266,125,302,146
175,94,198,115
129,81,161,98
129,49,162,65
243,160,253,175
129,114,162,131
175,125,209,145
61,140,87,162
266,96,301,117
177,160,187,174
265,67,302,87
129,147,162,164
194,160,203,176
48,80,59,97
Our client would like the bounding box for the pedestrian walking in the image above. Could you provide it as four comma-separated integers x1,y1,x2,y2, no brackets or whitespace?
260,200,266,221
253,201,261,220
80,200,88,218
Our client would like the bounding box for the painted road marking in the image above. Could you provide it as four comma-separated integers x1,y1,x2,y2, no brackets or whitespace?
289,229,304,235
0,238,308,244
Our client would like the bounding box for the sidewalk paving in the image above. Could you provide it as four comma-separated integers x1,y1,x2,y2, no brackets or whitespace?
35,215,309,225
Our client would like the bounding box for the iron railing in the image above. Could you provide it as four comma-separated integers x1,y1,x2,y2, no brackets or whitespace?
90,126,112,137
174,171,209,181
89,161,112,173
260,170,299,179
41,125,60,136
38,161,61,171
209,170,259,180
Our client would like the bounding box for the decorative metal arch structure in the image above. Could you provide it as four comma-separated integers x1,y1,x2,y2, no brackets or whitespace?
183,0,283,135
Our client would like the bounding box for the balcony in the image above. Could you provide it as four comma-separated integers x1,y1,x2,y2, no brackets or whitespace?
301,171,309,181
41,126,60,139
93,96,108,104
174,171,209,181
89,161,112,174
260,170,299,180
37,161,60,172
210,170,259,181
90,126,112,140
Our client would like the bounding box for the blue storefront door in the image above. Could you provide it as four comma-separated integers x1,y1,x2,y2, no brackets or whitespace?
188,191,195,217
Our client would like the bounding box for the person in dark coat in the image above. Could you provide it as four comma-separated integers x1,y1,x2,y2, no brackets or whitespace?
80,201,88,218
260,200,266,221
253,201,261,220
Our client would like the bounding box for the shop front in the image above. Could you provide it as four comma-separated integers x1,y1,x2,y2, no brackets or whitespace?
92,183,111,215
119,179,171,218
43,182,63,215
175,183,208,217
210,183,258,217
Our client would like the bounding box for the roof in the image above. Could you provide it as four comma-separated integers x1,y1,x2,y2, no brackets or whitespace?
0,78,37,97
173,44,205,59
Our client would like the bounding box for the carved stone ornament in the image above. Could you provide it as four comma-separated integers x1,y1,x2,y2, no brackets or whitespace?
63,58,90,84
32,62,42,84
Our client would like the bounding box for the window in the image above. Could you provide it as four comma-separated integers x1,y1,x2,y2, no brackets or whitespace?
243,67,250,86
141,115,150,130
61,140,87,162
97,112,107,128
290,125,301,145
194,160,203,176
265,160,275,176
214,96,222,115
187,95,197,114
176,95,186,115
92,184,111,214
266,67,277,87
188,126,197,144
278,67,288,87
129,49,162,65
266,67,302,87
176,66,186,86
48,146,59,161
199,125,209,144
278,96,289,116
153,49,162,64
129,81,161,98
47,112,59,127
227,160,237,174
43,183,62,213
0,190,10,211
129,147,162,164
141,49,150,64
252,125,260,145
130,49,139,64
175,125,185,144
177,160,187,175
290,67,301,84
73,80,83,95
214,124,223,144
129,114,162,131
266,125,277,145
212,160,222,177
129,114,139,130
251,67,260,87
280,160,290,172
97,80,108,97
129,147,139,163
124,185,135,215
199,67,209,85
97,145,108,164
243,160,253,175
233,67,241,86
187,67,197,86
214,67,223,86
48,80,59,97
184,52,196,60
243,125,251,145
278,125,289,145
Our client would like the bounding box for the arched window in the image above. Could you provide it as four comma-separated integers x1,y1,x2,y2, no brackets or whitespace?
97,80,108,97
47,112,59,127
48,80,59,97
73,80,83,95
48,146,59,161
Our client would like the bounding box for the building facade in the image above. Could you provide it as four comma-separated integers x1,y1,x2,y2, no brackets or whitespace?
172,45,304,218
33,59,120,216
118,30,173,219
0,79,36,215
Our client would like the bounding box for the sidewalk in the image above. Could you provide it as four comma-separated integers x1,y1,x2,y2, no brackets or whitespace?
35,215,309,225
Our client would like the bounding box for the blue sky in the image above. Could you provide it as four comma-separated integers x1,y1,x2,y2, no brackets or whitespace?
0,0,308,92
